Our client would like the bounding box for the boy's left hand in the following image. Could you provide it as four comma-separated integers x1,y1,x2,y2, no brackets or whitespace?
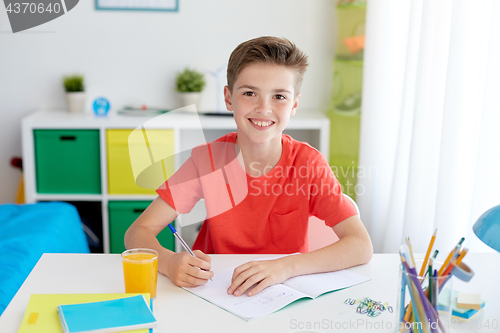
227,258,292,297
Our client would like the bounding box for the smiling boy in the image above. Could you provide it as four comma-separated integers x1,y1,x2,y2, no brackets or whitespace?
125,36,373,297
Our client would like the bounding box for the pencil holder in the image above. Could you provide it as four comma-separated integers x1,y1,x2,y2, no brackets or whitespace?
396,260,453,333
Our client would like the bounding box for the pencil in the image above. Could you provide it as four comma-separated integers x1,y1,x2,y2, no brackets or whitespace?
438,248,469,290
455,248,468,265
399,270,406,324
424,250,439,278
419,229,437,276
401,256,437,333
438,237,464,276
439,259,457,289
428,258,433,304
406,237,417,267
400,257,426,333
432,250,439,259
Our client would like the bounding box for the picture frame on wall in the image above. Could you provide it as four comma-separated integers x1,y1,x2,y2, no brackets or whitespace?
95,0,178,12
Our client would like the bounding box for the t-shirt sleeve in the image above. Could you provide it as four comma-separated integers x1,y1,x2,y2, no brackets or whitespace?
156,154,203,214
308,152,358,227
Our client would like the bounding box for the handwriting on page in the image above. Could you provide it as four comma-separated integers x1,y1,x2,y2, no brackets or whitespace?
182,263,370,321
184,267,307,320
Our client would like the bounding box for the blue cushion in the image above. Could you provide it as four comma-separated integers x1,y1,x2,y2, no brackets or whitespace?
0,202,90,315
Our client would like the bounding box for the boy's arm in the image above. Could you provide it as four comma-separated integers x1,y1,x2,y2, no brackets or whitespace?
227,215,372,297
124,197,214,287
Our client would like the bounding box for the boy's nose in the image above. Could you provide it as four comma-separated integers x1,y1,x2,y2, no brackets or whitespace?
255,99,272,115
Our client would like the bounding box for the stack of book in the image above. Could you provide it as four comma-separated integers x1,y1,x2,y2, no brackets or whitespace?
17,294,157,333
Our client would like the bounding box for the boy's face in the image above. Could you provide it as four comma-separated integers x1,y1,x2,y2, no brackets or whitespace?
224,63,300,147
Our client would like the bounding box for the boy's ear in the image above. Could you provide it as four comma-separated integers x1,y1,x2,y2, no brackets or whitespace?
224,85,234,111
290,92,300,116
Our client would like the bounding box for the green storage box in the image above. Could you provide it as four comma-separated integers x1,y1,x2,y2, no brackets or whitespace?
108,201,175,254
34,130,101,194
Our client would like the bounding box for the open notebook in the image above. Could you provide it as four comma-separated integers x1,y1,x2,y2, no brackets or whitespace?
183,265,370,321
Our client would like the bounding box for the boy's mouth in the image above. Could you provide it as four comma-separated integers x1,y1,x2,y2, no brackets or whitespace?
248,118,275,128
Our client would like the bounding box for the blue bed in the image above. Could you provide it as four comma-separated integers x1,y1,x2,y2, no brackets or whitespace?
0,202,90,315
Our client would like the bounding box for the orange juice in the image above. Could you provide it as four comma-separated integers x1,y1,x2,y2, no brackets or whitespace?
122,249,158,299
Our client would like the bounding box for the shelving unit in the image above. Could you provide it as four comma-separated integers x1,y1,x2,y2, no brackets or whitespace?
22,109,330,253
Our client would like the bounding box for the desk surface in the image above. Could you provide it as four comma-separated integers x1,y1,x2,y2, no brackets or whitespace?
1,253,498,332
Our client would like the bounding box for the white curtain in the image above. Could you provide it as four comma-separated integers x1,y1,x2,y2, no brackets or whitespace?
357,0,500,254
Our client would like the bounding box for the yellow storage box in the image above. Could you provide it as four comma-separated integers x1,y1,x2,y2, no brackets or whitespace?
107,129,174,194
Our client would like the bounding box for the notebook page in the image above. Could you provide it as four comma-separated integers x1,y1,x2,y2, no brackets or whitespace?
183,266,310,321
282,269,370,299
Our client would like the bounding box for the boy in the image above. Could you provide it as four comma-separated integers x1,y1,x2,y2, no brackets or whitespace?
125,36,372,297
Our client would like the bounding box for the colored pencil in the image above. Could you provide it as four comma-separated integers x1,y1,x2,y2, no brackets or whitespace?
438,237,464,276
455,248,468,265
432,250,439,259
424,251,439,278
432,269,438,312
406,237,417,267
419,229,437,276
439,248,469,291
428,258,433,305
399,270,406,324
401,256,438,333
401,261,426,333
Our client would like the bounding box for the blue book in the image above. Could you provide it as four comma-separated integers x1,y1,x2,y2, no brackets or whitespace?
57,295,157,333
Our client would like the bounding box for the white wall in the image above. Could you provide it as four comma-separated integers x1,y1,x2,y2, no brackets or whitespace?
0,0,336,203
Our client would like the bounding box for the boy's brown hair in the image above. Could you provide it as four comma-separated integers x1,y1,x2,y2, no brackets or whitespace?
227,36,308,96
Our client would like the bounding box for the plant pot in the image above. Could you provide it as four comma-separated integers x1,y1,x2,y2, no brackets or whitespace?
178,92,201,111
65,92,86,114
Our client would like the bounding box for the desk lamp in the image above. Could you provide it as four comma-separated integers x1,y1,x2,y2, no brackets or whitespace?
473,204,500,252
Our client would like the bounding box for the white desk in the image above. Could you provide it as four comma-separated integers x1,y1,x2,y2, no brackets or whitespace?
1,253,498,332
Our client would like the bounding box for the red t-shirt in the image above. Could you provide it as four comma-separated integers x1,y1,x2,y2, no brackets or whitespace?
156,133,357,254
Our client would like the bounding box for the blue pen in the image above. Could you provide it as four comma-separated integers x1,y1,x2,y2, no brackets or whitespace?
167,223,212,280
432,269,438,312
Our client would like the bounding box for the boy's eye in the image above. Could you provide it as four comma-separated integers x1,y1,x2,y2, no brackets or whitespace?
274,94,286,100
243,91,255,96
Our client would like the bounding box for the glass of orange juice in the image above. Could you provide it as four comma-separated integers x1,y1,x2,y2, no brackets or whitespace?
121,248,158,299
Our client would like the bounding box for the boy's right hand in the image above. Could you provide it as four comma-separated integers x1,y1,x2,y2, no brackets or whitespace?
164,250,214,287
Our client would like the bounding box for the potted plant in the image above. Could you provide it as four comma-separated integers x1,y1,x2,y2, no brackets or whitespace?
63,74,86,114
176,68,206,110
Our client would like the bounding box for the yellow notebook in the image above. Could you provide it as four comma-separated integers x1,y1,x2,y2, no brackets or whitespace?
17,293,151,333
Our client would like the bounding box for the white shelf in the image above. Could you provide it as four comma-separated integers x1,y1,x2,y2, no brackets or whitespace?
34,194,103,201
22,109,330,254
106,194,159,201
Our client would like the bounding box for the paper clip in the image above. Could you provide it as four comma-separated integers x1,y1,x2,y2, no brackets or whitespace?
346,297,392,318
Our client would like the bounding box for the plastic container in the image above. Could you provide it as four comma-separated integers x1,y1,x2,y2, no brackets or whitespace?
107,129,174,194
108,201,175,253
34,130,101,194
396,260,453,333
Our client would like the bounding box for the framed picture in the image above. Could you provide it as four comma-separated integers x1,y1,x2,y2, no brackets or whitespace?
95,0,179,12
